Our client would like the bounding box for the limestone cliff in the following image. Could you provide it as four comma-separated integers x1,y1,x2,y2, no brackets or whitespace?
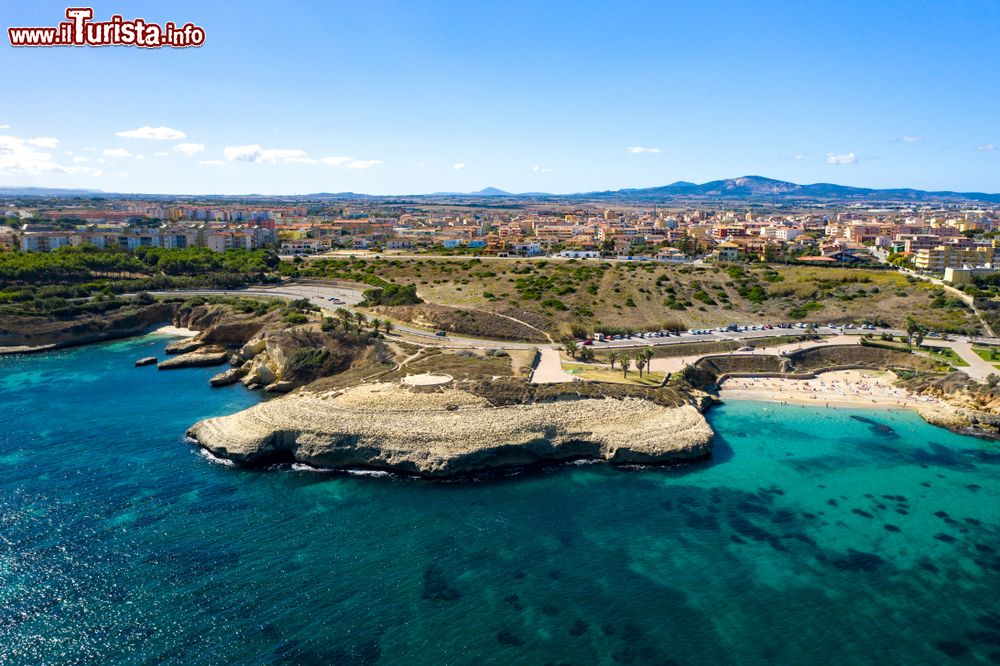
186,382,714,476
0,302,175,352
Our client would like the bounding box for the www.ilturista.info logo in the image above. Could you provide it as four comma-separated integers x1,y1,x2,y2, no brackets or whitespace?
8,8,205,48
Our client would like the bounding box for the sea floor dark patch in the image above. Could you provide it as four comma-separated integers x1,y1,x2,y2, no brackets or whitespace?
830,549,884,572
934,640,969,658
850,415,899,439
421,564,461,602
497,628,524,647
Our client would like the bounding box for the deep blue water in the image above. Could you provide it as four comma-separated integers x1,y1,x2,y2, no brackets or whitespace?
1,334,999,664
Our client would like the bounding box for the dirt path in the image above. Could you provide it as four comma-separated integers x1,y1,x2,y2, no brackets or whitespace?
456,306,554,343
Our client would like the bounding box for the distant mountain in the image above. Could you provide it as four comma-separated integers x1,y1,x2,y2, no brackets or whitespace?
426,187,516,197
581,176,1000,204
471,187,512,196
0,186,104,196
1,177,997,204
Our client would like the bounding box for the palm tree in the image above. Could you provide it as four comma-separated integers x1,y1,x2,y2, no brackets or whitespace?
621,352,631,379
371,318,382,334
904,316,919,345
383,320,395,336
640,347,654,378
608,351,618,370
564,338,579,359
354,311,366,330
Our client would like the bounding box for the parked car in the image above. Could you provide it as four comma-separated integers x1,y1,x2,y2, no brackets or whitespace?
435,330,447,337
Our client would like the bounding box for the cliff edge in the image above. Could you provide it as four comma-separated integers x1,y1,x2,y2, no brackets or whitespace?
186,382,714,476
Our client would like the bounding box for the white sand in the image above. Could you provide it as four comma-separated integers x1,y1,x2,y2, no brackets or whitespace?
151,325,199,338
718,369,936,409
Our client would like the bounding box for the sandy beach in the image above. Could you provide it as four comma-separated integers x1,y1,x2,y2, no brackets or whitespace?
150,325,199,338
717,369,936,410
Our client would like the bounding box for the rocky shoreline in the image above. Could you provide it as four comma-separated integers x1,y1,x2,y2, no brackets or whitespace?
186,382,715,477
0,302,176,355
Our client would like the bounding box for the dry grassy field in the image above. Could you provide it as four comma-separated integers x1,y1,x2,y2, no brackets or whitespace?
337,257,981,339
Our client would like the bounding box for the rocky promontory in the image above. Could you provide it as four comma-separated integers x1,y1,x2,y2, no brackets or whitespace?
186,382,714,476
158,348,229,370
0,301,175,353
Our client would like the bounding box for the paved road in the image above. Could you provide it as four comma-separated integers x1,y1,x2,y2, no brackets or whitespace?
532,348,578,384
926,339,997,381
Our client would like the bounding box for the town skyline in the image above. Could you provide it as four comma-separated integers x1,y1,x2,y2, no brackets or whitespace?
3,0,999,195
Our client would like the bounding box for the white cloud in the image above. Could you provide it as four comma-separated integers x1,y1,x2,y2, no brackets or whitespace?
532,165,551,173
83,146,97,152
174,142,205,156
898,135,923,143
223,144,311,164
135,155,146,160
224,145,265,161
0,134,69,175
102,148,133,158
977,144,996,152
0,124,9,129
91,169,103,177
154,151,170,157
198,160,225,166
320,156,354,166
453,163,465,170
72,156,90,163
825,152,857,165
793,154,805,160
347,159,383,169
116,125,186,140
626,146,661,154
27,137,59,148
220,146,381,168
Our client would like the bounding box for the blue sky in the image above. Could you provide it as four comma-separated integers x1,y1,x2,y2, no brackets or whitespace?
1,0,998,195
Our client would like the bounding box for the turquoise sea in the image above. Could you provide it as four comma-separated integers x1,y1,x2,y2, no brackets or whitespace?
1,334,999,664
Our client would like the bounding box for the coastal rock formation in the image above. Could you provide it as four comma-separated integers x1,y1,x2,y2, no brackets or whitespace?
186,382,714,476
210,366,248,387
0,302,175,353
896,371,1000,437
158,349,229,370
232,328,372,390
164,338,204,354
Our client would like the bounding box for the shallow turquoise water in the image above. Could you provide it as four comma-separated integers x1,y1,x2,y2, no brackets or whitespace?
1,336,999,664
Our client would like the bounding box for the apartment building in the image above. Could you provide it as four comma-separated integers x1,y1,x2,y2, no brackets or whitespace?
913,243,1000,272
